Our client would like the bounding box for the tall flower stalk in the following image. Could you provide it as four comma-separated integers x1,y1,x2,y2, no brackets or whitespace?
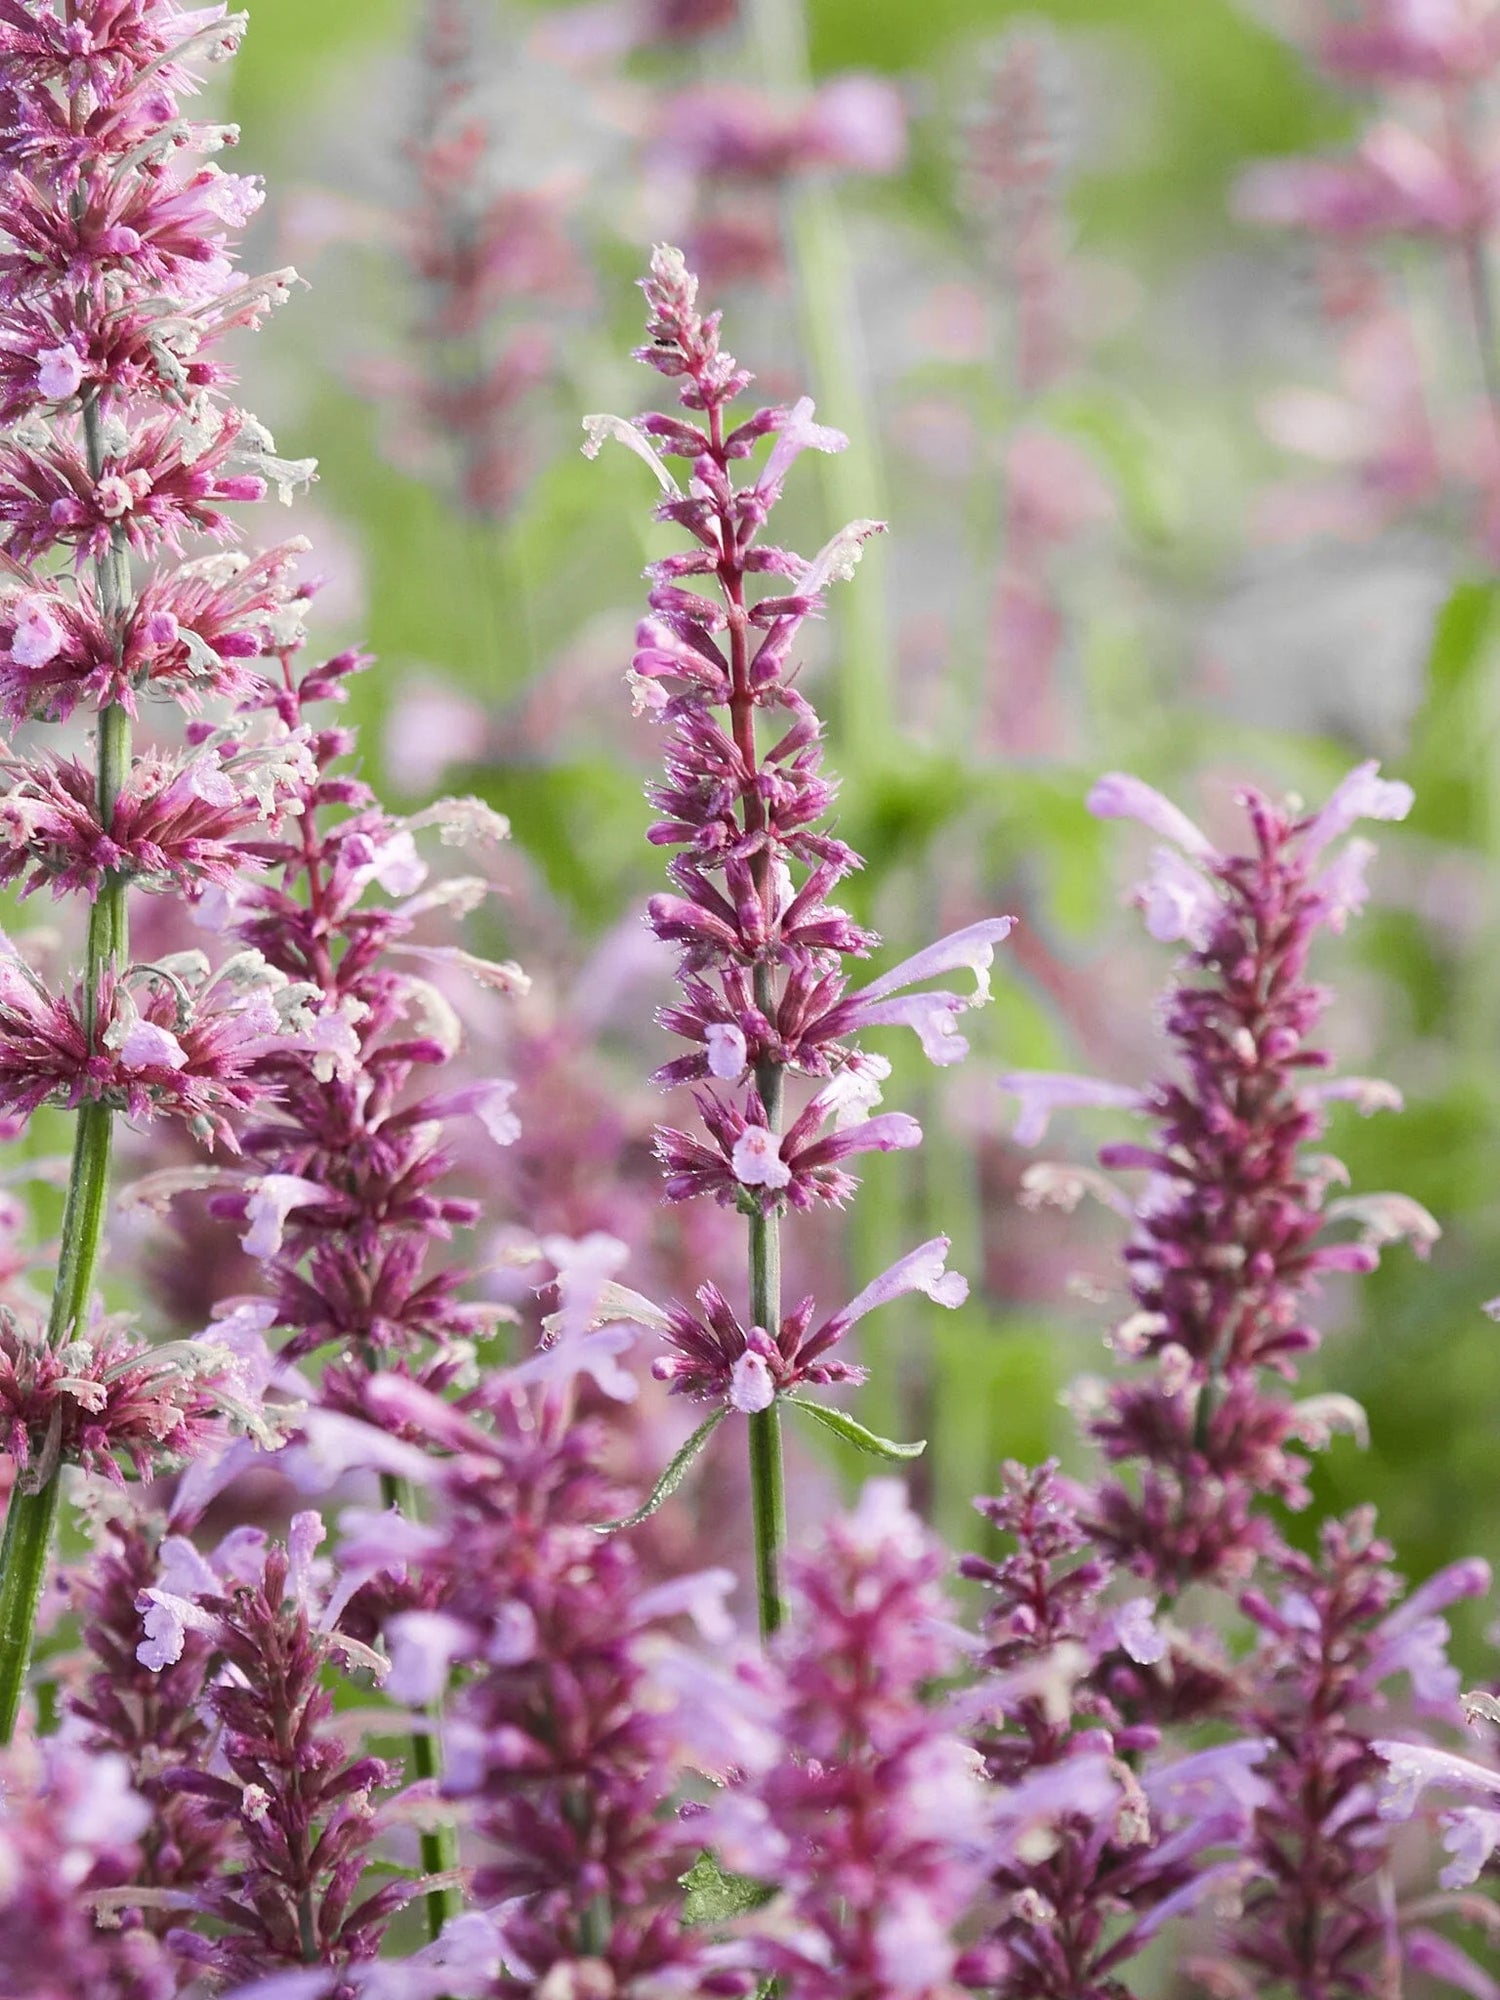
585,246,1012,1634
0,0,320,1736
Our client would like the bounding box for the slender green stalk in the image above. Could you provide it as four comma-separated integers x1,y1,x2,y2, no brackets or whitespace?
0,393,132,1742
0,1475,61,1742
746,0,895,780
378,1470,462,1939
749,968,788,1640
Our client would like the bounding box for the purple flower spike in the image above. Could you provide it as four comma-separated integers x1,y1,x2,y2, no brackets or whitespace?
589,245,1011,1429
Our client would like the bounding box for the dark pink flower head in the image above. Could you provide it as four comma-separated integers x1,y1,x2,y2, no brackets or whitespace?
719,1482,989,1999
343,1350,759,2000
134,1512,415,1984
588,246,1012,1427
0,1311,234,1489
0,730,314,901
648,1233,967,1412
0,940,304,1146
1004,765,1427,1590
0,540,317,725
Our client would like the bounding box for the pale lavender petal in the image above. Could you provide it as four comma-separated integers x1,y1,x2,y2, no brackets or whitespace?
385,1611,472,1705
821,1237,968,1348
872,1885,955,1992
730,1350,776,1413
705,1022,747,1078
1000,1072,1144,1147
1112,1596,1167,1666
756,396,847,500
1302,760,1414,858
847,990,972,1064
1406,1927,1500,2000
504,1325,640,1404
732,1126,791,1188
241,1173,328,1259
1372,1739,1500,1818
635,1568,738,1644
1313,835,1377,932
1087,773,1217,858
1138,845,1222,945
1440,1806,1500,1890
117,1019,189,1072
852,917,1016,1008
1304,1075,1404,1115
136,1588,217,1670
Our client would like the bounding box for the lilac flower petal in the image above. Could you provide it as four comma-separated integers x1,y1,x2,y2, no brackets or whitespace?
1000,1071,1144,1146
635,1568,738,1644
1139,845,1222,945
241,1173,328,1258
1302,759,1414,857
1087,772,1217,858
819,1238,968,1352
385,1611,472,1705
732,1126,791,1188
1372,1739,1500,1818
729,1350,776,1412
1405,1928,1500,2000
853,916,1016,1008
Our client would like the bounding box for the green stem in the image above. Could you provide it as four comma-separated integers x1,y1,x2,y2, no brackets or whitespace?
0,1476,61,1742
747,0,895,781
0,393,132,1742
379,1470,461,1940
749,969,787,1641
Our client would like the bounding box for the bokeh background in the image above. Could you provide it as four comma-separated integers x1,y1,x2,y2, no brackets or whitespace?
47,0,1500,1645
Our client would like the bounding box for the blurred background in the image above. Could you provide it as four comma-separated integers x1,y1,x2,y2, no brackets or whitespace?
44,0,1500,1643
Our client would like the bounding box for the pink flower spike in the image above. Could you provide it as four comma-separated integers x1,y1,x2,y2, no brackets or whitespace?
240,1174,329,1260
1301,760,1414,858
1087,772,1218,859
732,1125,791,1189
1000,1071,1145,1146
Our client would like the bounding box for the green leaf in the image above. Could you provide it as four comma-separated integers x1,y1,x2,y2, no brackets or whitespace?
592,1409,729,1532
784,1395,926,1461
679,1850,776,1927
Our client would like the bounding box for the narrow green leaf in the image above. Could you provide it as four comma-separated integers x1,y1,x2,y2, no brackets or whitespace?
784,1394,926,1461
679,1850,776,1927
592,1408,729,1532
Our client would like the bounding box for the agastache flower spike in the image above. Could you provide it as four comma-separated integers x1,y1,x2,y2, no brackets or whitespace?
586,245,1013,1634
1003,767,1424,1591
0,0,320,1742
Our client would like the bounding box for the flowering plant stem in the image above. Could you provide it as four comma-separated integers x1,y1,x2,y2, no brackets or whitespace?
0,390,133,1741
378,1471,463,1937
748,1213,786,1640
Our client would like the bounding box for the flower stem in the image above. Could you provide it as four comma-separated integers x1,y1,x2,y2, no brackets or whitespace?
379,1470,462,1939
749,970,787,1641
0,1476,60,1742
0,392,133,1742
